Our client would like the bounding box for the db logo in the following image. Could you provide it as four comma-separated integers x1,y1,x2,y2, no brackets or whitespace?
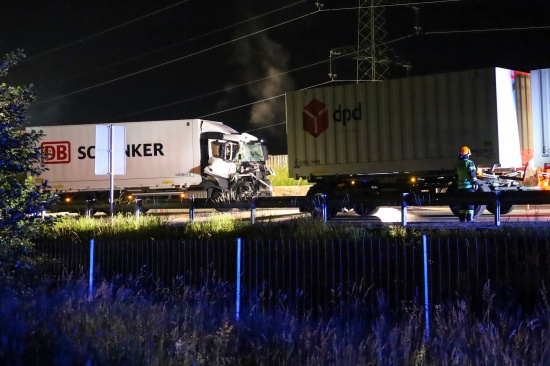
42,141,71,164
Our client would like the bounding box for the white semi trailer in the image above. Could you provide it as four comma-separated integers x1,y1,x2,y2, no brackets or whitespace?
285,67,549,218
27,119,273,211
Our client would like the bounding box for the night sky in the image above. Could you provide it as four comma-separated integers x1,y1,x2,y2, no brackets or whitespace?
2,0,550,154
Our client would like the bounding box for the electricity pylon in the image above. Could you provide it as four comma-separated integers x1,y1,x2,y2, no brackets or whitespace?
328,0,412,82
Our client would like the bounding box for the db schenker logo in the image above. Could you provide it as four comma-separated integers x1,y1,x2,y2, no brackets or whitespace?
42,141,71,164
302,99,362,138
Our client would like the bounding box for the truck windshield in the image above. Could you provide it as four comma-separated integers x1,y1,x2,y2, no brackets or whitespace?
234,142,266,162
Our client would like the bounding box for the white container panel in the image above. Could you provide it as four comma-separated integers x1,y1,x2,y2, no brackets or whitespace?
287,68,522,178
495,68,522,168
531,68,550,168
28,119,233,191
514,72,533,165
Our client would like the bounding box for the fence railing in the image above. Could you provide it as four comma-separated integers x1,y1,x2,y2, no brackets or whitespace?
267,154,287,168
32,236,550,316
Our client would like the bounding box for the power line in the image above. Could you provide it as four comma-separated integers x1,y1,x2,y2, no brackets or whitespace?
372,0,465,7
25,0,192,62
319,0,464,11
200,77,361,135
426,24,550,35
243,122,286,133
199,94,284,119
98,57,329,122
32,9,319,107
198,61,351,126
302,80,335,89
213,71,346,133
40,0,308,89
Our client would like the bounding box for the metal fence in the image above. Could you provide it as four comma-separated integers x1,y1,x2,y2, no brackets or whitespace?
267,155,287,169
32,236,550,315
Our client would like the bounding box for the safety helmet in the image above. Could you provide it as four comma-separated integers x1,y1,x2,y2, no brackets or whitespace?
460,146,471,155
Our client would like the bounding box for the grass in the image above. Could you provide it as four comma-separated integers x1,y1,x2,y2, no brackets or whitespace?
32,213,431,242
269,161,308,187
36,212,550,242
2,276,550,365
11,212,550,363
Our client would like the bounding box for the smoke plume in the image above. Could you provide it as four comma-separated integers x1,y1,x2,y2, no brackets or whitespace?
222,15,295,143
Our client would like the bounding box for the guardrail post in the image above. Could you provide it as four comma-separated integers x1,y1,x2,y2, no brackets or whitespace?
85,199,94,218
236,237,242,321
135,198,143,220
89,238,95,301
401,192,408,226
189,197,195,222
251,197,257,224
422,234,430,340
322,194,328,222
494,191,501,227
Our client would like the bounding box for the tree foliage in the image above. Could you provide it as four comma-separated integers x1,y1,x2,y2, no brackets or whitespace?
0,49,55,278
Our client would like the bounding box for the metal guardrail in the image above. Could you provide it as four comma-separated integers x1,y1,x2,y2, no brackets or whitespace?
47,189,550,227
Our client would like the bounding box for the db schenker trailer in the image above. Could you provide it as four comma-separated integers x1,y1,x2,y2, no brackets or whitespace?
285,67,550,219
27,119,273,213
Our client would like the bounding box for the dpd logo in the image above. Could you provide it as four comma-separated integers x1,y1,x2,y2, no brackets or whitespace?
42,141,71,164
302,99,329,138
333,103,362,126
302,99,363,138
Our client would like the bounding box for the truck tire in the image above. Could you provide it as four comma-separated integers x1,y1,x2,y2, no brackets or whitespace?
447,182,488,218
306,185,338,219
211,189,232,212
233,180,254,200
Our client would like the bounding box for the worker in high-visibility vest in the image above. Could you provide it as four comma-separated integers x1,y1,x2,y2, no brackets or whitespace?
455,146,478,222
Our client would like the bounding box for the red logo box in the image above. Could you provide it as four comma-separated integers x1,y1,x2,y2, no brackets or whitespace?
42,141,71,164
302,99,329,138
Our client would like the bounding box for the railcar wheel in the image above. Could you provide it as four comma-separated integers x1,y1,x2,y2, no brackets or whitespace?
486,203,515,215
354,204,380,216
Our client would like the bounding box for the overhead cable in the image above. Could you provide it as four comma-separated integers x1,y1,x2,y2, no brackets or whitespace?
243,122,287,133
198,94,285,119
320,0,464,11
41,0,308,88
32,9,318,106
426,24,550,35
25,0,192,62
99,57,329,122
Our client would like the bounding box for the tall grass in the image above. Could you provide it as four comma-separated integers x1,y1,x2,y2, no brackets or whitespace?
39,214,176,241
38,213,268,240
36,213,550,242
13,211,550,363
35,214,428,244
268,158,308,187
2,277,550,365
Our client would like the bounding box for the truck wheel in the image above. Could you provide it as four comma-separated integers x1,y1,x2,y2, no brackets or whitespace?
211,189,232,212
234,180,254,201
306,185,338,219
447,182,488,218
